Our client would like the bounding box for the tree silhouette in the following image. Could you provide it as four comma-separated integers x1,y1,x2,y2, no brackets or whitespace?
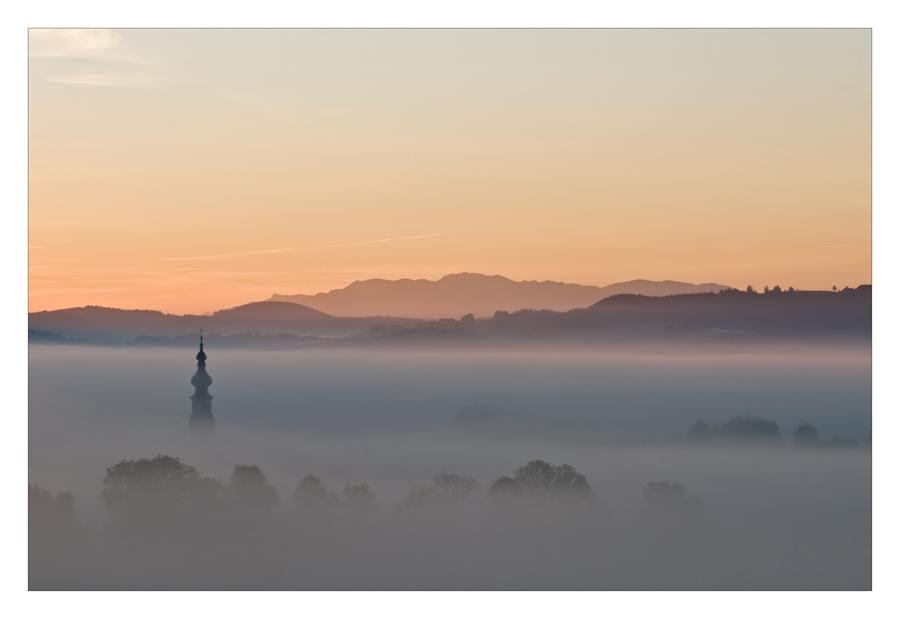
29,484,86,557
101,455,226,534
553,464,592,496
487,476,522,499
229,465,278,516
29,485,79,532
510,460,593,499
792,423,820,447
402,485,435,510
686,417,782,445
716,416,781,443
433,472,480,500
294,475,327,508
342,484,377,514
514,460,557,495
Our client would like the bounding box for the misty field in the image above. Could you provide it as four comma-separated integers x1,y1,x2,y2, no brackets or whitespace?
29,344,871,590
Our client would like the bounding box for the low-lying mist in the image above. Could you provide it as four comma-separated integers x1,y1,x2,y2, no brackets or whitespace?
28,344,871,590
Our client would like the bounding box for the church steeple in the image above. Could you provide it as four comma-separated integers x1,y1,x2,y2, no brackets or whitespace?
196,329,207,362
189,330,214,436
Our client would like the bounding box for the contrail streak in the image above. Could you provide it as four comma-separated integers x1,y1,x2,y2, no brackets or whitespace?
321,233,444,249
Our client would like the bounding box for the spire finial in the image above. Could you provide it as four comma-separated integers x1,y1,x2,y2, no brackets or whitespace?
196,329,207,363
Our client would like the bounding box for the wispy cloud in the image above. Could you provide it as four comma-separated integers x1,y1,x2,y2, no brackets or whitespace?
164,233,445,261
31,29,157,87
165,248,299,262
29,29,120,58
49,72,157,88
323,233,445,249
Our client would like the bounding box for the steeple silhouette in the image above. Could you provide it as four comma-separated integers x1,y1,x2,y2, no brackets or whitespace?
189,329,214,436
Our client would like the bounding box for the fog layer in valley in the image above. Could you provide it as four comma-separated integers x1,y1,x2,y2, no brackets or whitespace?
29,344,871,590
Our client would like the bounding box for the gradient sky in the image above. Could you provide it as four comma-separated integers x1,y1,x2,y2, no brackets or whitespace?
28,29,871,315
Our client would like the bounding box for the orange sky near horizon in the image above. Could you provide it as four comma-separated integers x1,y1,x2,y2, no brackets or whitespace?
28,29,871,315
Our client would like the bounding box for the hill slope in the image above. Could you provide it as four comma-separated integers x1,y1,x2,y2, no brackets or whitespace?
363,285,872,347
488,285,872,342
28,302,421,343
270,273,729,319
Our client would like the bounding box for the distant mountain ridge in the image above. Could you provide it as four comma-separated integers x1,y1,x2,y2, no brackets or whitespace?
28,285,871,348
269,273,730,319
28,301,422,344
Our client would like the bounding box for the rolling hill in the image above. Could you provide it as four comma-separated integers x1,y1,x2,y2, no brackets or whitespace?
28,302,422,344
269,273,730,319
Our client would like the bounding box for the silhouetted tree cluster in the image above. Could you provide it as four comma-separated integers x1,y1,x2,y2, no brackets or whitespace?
102,455,227,535
791,423,862,450
687,416,782,444
434,472,480,500
291,475,382,525
734,284,795,295
688,419,867,451
792,423,820,446
29,484,76,525
402,472,481,510
229,464,279,523
487,475,522,500
343,483,378,515
294,475,327,508
29,484,84,547
30,442,875,590
100,456,291,539
488,460,593,501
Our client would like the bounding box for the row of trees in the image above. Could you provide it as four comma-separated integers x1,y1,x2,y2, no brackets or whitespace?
737,285,861,294
687,416,866,448
30,456,711,542
99,456,596,525
790,423,867,449
741,285,796,294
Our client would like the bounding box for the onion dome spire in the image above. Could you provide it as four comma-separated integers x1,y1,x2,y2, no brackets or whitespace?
196,328,207,364
191,330,212,394
190,329,214,436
